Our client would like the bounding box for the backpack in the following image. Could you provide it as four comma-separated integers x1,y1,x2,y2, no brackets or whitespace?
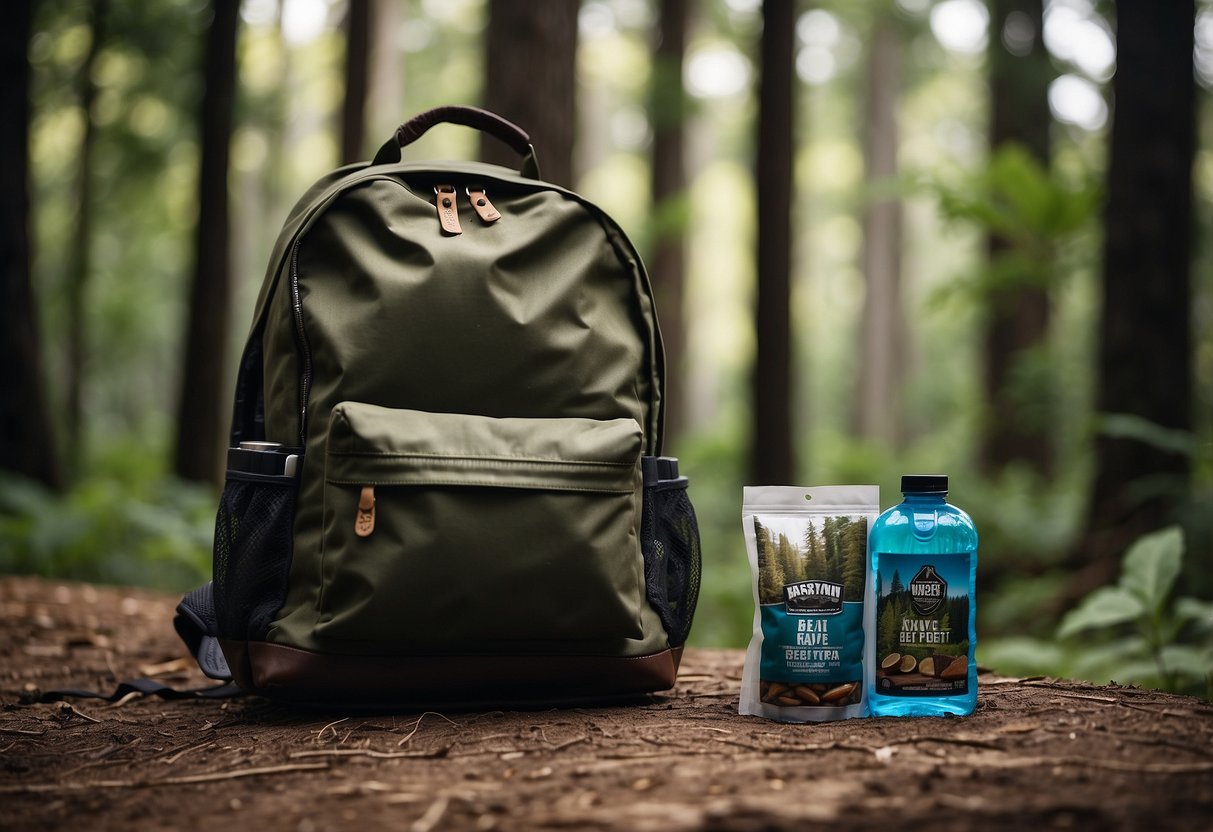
187,106,702,707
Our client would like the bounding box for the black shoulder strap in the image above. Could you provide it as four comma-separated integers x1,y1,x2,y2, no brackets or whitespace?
173,582,233,680
22,582,243,705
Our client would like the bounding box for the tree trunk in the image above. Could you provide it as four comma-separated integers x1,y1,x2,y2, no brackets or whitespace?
340,0,372,164
173,0,240,487
649,0,690,448
367,0,404,145
481,0,578,187
981,0,1053,475
64,0,108,475
0,0,63,491
1074,1,1195,590
751,0,797,485
854,14,904,447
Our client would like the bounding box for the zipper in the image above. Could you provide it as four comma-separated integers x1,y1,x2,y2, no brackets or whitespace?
355,485,376,537
434,184,462,234
466,185,501,223
290,241,312,446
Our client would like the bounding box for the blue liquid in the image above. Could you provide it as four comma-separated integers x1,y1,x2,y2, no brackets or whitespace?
868,491,978,717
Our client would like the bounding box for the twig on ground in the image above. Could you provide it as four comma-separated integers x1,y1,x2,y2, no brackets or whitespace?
410,796,450,832
0,762,330,794
314,718,349,743
290,746,450,761
396,712,461,747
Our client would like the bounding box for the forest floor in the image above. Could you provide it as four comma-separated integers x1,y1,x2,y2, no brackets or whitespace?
2,575,1212,831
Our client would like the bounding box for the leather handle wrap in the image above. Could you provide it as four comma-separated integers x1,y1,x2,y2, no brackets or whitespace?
396,106,531,155
372,106,542,178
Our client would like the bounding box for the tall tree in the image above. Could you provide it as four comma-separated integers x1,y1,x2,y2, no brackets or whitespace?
777,532,802,584
751,0,797,485
803,518,826,579
340,0,373,164
481,0,578,186
64,0,108,474
0,0,62,490
755,519,785,603
174,0,240,486
981,0,1054,474
854,10,906,447
1075,1,1195,589
648,0,691,446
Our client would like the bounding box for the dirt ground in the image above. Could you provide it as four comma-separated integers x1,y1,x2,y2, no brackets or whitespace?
2,575,1212,831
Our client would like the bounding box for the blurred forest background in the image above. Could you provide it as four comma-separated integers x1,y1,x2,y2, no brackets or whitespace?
1,0,1211,696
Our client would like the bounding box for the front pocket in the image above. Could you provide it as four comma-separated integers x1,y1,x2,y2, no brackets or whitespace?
315,402,646,647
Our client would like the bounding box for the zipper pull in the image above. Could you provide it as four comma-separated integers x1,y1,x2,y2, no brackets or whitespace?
465,185,501,223
434,184,462,235
355,485,376,537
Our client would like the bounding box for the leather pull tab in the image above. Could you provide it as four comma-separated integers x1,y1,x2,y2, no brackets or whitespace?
355,485,376,537
434,185,462,235
466,186,501,223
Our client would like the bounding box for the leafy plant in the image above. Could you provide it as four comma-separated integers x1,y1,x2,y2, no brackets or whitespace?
0,470,214,592
1058,526,1213,695
983,526,1213,698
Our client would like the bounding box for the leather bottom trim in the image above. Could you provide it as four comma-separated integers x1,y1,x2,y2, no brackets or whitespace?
219,639,683,709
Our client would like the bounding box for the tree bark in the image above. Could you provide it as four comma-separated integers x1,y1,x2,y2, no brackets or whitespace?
0,0,63,491
481,0,578,187
367,0,404,145
751,0,797,485
1075,1,1195,588
63,0,108,475
981,0,1053,475
649,0,690,448
173,0,240,487
340,0,373,164
854,15,904,447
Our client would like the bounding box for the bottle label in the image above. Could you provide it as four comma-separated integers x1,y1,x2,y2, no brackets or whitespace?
874,553,971,696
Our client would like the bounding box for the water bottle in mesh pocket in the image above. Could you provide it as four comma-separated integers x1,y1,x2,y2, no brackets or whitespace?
212,472,298,641
640,458,702,647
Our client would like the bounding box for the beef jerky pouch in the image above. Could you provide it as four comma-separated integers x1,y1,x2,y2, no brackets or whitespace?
740,485,879,722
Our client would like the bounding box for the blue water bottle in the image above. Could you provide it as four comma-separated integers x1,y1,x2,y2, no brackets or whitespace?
868,475,977,717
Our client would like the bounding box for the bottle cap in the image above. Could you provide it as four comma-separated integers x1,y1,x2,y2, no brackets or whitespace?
901,474,948,493
239,441,283,451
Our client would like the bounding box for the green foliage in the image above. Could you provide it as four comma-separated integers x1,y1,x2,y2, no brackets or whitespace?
0,451,213,592
982,526,1213,698
930,144,1101,297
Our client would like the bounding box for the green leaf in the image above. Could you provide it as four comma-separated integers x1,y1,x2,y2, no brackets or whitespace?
1159,645,1213,680
1120,525,1184,612
1058,586,1145,638
977,637,1067,677
1176,597,1213,633
1096,413,1196,457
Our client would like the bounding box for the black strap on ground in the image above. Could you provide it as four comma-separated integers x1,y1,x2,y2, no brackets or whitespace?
24,678,242,704
22,581,244,705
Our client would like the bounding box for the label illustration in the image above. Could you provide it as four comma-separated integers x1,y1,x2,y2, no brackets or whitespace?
875,553,970,697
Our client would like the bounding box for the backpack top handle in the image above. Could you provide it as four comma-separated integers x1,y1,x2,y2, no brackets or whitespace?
371,105,542,180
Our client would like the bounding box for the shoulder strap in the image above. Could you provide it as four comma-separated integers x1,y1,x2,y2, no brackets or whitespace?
22,582,243,705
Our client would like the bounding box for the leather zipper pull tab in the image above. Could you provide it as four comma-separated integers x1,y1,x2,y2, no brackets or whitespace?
466,185,501,223
355,485,376,537
434,184,462,235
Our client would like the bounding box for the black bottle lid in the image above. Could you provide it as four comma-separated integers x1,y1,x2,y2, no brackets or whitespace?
901,474,948,494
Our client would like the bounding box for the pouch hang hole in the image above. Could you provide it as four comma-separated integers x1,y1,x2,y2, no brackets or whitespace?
355,485,376,537
466,185,501,223
434,184,462,235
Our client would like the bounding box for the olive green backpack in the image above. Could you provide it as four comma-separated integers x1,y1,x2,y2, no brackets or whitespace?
182,107,701,707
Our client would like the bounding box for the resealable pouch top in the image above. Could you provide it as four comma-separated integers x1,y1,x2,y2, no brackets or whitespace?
740,485,879,722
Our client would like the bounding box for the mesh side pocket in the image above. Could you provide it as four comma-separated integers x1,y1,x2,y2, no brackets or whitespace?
212,473,298,641
641,478,702,647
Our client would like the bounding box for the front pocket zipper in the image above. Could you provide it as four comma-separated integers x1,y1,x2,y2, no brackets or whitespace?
354,485,376,537
316,402,646,648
